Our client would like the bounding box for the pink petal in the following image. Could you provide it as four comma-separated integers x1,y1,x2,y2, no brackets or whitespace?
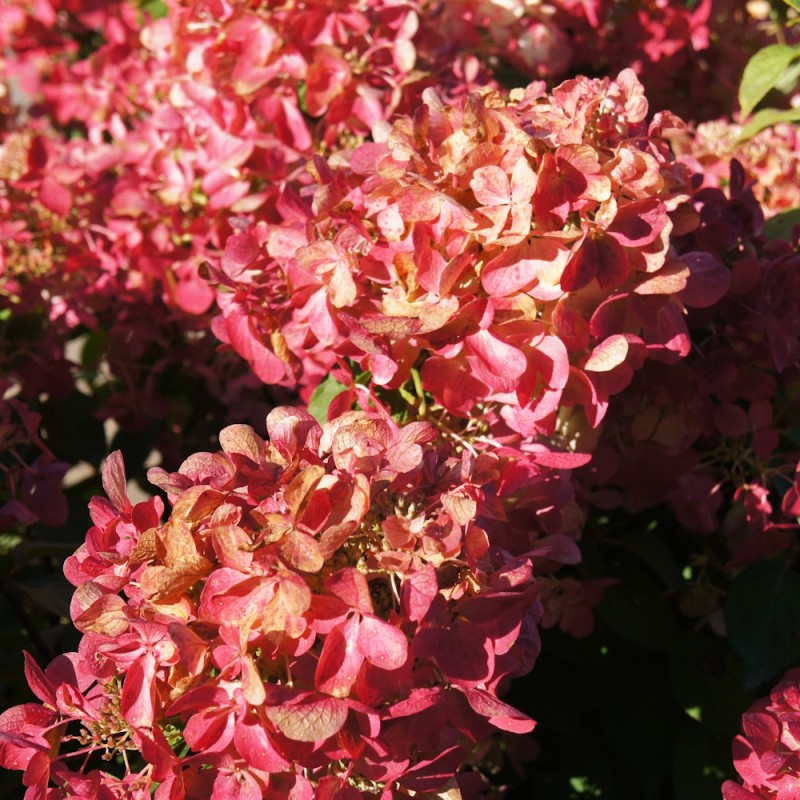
465,330,526,393
482,239,569,296
306,288,340,347
279,529,324,573
265,694,349,743
208,180,251,211
175,276,215,315
120,652,157,729
234,715,291,773
102,450,130,514
357,615,408,671
510,156,538,203
470,166,510,207
222,233,261,276
216,299,293,385
316,617,364,698
584,335,630,372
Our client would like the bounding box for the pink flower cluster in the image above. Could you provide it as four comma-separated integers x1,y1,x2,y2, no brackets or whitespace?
723,668,800,800
0,0,775,451
0,118,269,464
212,69,728,438
0,0,777,334
0,402,591,798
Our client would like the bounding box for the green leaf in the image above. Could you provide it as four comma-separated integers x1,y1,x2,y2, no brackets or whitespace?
308,374,347,424
783,0,800,12
140,0,168,18
297,82,308,116
739,107,800,141
739,44,800,117
0,533,23,557
776,59,800,94
764,207,800,241
568,776,603,797
725,560,800,689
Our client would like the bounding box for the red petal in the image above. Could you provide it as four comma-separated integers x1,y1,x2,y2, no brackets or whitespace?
23,653,55,707
414,618,494,687
561,237,597,292
120,652,156,729
713,404,750,438
400,564,438,622
461,687,536,733
315,617,364,697
677,252,732,308
607,199,666,247
465,330,526,393
38,177,72,217
421,356,488,415
594,234,630,290
325,568,373,614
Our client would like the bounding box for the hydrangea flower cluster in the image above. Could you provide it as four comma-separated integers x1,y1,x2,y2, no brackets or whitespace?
211,69,728,437
0,0,778,464
0,403,593,798
723,668,800,800
0,117,271,468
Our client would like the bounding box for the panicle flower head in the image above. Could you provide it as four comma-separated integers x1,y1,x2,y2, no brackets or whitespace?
0,403,590,797
723,668,800,800
213,69,712,439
